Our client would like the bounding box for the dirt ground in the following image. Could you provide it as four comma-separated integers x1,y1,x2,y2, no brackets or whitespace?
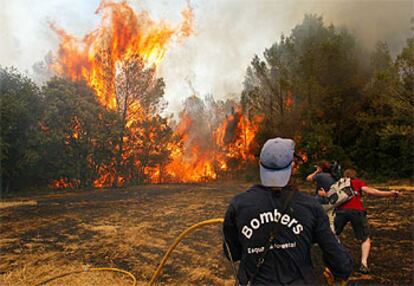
0,181,413,286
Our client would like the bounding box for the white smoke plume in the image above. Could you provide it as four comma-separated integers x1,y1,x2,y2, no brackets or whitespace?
1,0,412,113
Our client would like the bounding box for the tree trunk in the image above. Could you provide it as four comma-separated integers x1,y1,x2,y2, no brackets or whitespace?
113,122,125,188
113,96,128,188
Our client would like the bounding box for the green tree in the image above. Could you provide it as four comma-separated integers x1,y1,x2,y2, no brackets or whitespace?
0,67,43,194
353,40,414,178
40,77,119,188
242,15,363,171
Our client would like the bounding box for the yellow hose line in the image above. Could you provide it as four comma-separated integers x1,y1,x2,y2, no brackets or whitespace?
90,267,137,286
31,218,349,286
148,218,224,286
32,218,224,286
33,266,137,286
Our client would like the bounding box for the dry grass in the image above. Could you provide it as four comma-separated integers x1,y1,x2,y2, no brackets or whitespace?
0,260,139,286
0,181,412,285
372,182,414,192
0,200,37,209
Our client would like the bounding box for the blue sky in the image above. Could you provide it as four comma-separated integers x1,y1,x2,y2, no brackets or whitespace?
1,0,412,114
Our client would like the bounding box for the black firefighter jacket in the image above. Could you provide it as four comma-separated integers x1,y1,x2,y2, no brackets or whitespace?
223,184,353,285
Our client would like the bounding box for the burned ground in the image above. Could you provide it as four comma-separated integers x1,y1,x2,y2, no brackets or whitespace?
0,182,413,285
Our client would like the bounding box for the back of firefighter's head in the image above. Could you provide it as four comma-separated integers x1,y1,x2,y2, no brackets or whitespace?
259,137,295,187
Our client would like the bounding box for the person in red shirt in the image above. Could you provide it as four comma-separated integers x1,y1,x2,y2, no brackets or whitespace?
334,168,400,274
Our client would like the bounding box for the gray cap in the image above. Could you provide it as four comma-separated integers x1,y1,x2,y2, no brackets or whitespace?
259,137,295,187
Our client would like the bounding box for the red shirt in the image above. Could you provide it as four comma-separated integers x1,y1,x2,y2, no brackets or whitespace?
338,178,366,211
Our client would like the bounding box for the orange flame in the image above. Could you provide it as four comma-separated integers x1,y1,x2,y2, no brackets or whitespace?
164,107,263,182
48,0,195,188
50,0,193,110
286,90,294,108
49,178,80,189
48,1,263,187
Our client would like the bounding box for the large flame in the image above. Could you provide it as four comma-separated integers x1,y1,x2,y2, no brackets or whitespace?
49,1,263,187
50,0,193,109
163,107,263,182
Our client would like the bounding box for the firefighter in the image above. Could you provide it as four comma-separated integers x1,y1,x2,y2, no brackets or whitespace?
223,137,353,285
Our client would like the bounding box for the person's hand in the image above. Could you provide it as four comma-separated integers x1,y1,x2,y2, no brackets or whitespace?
315,166,322,173
390,190,401,197
318,188,327,197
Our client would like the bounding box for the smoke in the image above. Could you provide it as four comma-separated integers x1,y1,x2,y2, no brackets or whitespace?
161,0,413,113
297,0,413,53
0,0,99,74
1,0,411,113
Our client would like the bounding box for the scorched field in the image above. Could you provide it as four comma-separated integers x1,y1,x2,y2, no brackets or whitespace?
0,181,413,286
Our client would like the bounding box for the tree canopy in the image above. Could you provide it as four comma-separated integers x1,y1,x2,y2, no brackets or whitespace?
242,14,413,178
1,15,413,193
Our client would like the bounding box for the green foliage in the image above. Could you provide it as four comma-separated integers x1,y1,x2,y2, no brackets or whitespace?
1,16,412,193
352,39,414,178
242,15,413,179
0,67,43,194
1,60,176,191
40,77,120,188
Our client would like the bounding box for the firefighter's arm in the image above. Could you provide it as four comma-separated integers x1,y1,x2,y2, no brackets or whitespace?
306,166,321,182
361,186,400,197
223,203,242,261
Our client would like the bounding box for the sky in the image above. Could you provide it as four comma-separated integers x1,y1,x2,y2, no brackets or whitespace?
1,0,412,113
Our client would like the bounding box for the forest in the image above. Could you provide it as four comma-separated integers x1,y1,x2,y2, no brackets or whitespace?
1,8,414,286
1,15,413,194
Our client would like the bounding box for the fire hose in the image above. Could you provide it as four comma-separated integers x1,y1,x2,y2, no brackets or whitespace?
33,218,224,286
33,218,344,286
33,266,137,286
148,218,225,285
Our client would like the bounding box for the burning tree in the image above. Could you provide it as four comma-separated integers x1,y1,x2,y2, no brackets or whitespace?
48,0,193,187
164,95,263,182
3,5,413,193
41,78,119,188
46,0,263,187
111,54,172,186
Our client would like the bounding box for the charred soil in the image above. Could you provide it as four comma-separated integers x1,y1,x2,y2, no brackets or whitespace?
0,182,413,285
